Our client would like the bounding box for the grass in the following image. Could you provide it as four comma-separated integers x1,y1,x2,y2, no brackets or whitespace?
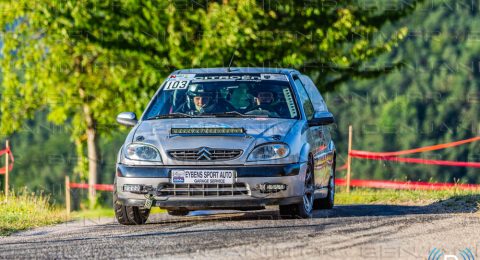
0,192,67,236
335,187,480,212
0,192,167,236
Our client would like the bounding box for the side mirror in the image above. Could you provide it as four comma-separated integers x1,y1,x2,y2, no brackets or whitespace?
308,111,335,126
116,112,138,127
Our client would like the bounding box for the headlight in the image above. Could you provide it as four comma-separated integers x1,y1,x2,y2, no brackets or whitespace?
125,143,162,162
247,143,290,161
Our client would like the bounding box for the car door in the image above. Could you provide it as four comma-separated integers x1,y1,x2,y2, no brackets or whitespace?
291,74,328,189
299,75,335,188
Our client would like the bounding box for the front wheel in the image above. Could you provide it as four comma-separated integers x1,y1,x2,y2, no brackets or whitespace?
279,161,314,219
313,165,335,210
114,190,150,225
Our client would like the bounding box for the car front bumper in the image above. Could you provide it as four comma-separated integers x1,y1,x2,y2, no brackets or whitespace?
115,162,307,210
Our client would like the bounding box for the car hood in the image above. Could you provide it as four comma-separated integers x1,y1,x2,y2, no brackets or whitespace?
132,117,298,151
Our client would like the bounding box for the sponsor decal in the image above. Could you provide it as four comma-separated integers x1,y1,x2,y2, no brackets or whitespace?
283,88,298,118
192,74,288,82
171,170,234,184
260,74,288,81
172,172,185,183
168,74,196,80
172,176,184,183
176,74,196,79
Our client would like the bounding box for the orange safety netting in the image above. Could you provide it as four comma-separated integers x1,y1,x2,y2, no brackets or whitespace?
349,136,480,168
69,183,114,192
0,147,14,174
351,136,480,157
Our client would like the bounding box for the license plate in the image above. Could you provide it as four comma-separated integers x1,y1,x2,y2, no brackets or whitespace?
171,170,235,184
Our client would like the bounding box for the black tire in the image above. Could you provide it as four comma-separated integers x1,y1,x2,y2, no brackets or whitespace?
279,159,314,219
113,190,150,225
313,163,335,210
167,209,190,216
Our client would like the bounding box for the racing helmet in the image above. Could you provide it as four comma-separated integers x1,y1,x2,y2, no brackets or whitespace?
249,86,276,107
186,84,218,111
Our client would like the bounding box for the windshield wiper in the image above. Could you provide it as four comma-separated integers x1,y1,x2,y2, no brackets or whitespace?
205,111,268,118
146,112,194,120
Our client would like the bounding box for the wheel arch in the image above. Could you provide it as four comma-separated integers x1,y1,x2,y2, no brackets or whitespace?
299,142,311,163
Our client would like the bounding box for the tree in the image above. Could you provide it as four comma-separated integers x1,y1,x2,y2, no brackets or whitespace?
327,0,480,183
0,1,157,208
0,0,421,207
87,0,421,91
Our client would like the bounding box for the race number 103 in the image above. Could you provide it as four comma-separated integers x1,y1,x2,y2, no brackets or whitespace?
164,80,189,90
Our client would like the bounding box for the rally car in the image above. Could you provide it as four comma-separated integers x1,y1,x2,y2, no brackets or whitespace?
114,67,336,224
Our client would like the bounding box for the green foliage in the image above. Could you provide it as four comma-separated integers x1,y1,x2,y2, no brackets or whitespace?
86,0,418,91
0,0,421,202
0,0,154,181
4,111,125,205
329,0,480,183
6,111,75,198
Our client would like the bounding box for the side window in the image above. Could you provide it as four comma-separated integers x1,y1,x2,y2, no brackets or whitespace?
299,75,328,112
293,75,315,120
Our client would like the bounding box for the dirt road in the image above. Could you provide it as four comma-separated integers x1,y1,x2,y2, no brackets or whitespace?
1,203,479,259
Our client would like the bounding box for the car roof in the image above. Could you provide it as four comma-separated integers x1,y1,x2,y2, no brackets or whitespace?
172,67,300,75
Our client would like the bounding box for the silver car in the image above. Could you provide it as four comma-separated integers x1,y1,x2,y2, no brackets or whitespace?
114,68,336,224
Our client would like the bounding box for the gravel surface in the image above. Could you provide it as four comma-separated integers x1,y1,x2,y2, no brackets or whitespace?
1,204,479,259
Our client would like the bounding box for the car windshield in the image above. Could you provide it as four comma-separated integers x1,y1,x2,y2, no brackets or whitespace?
143,73,299,119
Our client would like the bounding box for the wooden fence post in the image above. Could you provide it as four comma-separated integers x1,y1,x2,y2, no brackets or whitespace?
5,140,9,197
65,175,71,215
346,125,353,193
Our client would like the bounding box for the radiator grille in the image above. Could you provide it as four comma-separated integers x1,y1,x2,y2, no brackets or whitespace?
157,183,249,197
168,148,242,161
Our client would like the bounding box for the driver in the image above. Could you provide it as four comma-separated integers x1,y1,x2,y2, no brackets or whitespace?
245,89,279,116
245,88,292,117
255,91,275,108
176,84,233,115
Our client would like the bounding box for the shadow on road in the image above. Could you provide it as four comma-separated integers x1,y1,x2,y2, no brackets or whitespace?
2,195,477,248
313,194,479,218
145,194,479,224
99,195,479,241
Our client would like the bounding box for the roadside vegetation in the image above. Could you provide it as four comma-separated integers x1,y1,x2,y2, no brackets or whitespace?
0,192,66,236
335,188,480,213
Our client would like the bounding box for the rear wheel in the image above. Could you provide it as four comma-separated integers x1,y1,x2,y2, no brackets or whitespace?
113,189,150,225
167,209,190,216
279,160,314,219
313,164,335,210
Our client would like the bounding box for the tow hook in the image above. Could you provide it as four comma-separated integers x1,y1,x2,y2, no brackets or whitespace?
144,194,154,209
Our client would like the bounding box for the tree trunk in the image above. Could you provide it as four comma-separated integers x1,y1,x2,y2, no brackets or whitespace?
80,99,99,210
75,55,100,210
79,89,99,209
85,124,98,210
